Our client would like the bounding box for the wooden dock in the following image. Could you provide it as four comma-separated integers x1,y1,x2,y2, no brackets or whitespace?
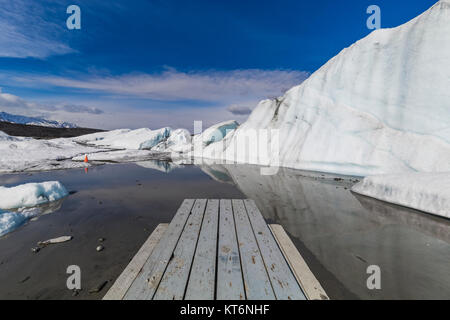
103,199,328,300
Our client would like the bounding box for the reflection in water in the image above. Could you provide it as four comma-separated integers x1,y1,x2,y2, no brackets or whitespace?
201,163,450,299
0,160,448,299
136,160,181,173
0,199,65,237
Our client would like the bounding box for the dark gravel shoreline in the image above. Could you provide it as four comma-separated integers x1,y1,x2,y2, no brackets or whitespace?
0,121,104,139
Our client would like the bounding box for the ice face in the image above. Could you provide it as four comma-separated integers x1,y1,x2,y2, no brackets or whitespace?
0,181,68,210
210,1,450,176
352,172,450,218
139,127,172,150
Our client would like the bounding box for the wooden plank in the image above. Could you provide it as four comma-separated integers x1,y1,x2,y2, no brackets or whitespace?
244,199,306,300
153,199,207,300
185,199,219,300
269,224,329,300
103,223,168,300
232,199,275,300
216,199,245,300
124,199,195,300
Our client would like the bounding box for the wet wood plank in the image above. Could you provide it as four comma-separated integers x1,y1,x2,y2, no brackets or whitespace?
153,199,207,300
269,224,329,300
216,199,245,300
103,223,168,300
124,199,195,300
185,199,219,300
244,199,305,300
232,199,275,300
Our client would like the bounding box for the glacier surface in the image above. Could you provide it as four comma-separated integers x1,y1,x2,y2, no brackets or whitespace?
352,173,450,219
73,127,172,150
213,0,450,176
0,131,103,173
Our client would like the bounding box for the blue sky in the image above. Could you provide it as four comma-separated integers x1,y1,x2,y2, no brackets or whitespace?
0,0,437,129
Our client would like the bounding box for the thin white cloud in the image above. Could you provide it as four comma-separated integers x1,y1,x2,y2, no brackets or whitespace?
29,68,310,103
0,89,40,109
0,0,73,58
0,89,103,120
61,104,104,115
1,67,309,129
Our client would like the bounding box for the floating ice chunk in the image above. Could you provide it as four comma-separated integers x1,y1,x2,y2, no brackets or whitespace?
0,199,65,237
0,181,69,210
0,210,37,237
351,173,450,219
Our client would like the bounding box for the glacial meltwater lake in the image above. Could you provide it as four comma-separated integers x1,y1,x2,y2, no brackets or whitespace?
0,161,449,300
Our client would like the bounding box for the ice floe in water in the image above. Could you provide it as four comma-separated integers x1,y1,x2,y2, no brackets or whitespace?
352,173,450,219
0,181,68,236
0,198,65,237
0,181,68,210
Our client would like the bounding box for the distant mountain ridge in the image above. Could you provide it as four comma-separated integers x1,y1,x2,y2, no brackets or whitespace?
0,111,77,128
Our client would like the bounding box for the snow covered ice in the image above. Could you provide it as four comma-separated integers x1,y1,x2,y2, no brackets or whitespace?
188,1,450,218
351,173,450,219
73,127,172,150
0,131,102,173
191,120,239,159
0,181,68,210
1,2,449,219
212,0,450,176
194,120,239,147
0,181,68,237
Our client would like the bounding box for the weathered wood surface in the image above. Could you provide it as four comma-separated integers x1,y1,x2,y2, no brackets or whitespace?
232,199,275,300
185,199,219,300
244,199,306,300
103,223,168,300
124,199,195,299
109,199,324,300
269,224,329,300
216,199,245,300
154,199,207,300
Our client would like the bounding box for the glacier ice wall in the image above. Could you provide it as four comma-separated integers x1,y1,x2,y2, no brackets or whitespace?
218,1,450,176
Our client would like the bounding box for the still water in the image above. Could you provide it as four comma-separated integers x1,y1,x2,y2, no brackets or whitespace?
0,161,449,299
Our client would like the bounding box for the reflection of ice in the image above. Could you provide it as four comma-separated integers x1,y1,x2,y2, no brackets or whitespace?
354,194,450,244
201,164,450,299
0,199,64,237
199,163,234,184
135,160,182,173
